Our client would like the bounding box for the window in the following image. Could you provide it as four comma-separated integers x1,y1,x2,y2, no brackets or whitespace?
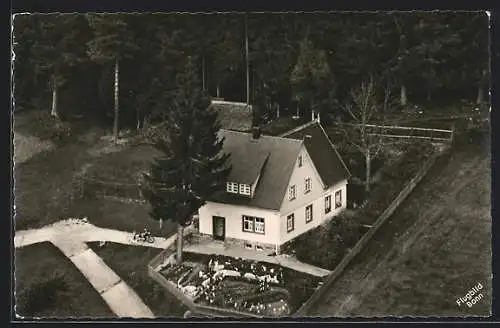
289,185,296,201
254,217,265,233
305,178,312,193
239,183,251,196
242,215,265,234
226,182,239,193
298,155,303,167
243,216,254,232
325,195,332,214
305,204,313,223
287,213,295,232
228,182,251,196
335,190,342,208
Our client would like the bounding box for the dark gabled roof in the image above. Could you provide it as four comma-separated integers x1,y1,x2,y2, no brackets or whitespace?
280,121,351,186
212,130,303,210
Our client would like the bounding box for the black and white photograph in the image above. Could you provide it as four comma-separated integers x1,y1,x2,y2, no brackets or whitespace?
11,11,492,319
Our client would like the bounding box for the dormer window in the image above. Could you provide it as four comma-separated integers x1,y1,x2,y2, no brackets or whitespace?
226,182,239,193
227,182,251,196
239,184,251,196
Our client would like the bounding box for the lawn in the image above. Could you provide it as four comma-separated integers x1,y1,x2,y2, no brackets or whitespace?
14,242,114,318
14,139,97,231
13,115,168,233
309,130,491,317
87,242,188,317
67,198,176,236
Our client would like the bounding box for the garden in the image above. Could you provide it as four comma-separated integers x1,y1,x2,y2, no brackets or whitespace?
355,141,437,225
281,140,439,271
157,252,322,317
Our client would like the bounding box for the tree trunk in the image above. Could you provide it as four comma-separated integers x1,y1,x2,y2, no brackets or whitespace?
400,85,407,107
296,105,299,117
50,76,59,118
202,55,206,91
476,86,484,104
276,103,280,118
365,148,371,193
245,15,250,105
176,224,184,265
113,58,120,141
159,218,163,229
136,107,141,132
216,83,221,98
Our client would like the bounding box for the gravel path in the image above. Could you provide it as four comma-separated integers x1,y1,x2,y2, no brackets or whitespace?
14,219,180,318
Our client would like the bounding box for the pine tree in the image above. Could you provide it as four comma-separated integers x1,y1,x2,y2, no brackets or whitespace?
26,13,89,118
86,13,138,140
142,57,231,265
291,29,332,121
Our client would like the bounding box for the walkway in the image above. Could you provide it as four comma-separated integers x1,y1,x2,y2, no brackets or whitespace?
184,242,331,278
14,219,181,318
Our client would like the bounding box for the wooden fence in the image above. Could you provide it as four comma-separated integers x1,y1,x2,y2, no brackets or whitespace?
81,177,145,203
147,241,263,318
336,123,454,142
292,147,447,317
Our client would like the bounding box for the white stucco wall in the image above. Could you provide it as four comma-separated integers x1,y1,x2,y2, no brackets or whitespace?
198,201,281,245
277,145,348,244
279,179,347,245
279,146,326,215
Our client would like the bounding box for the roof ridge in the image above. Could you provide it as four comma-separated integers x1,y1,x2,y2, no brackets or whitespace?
317,122,352,178
220,128,304,144
278,119,319,137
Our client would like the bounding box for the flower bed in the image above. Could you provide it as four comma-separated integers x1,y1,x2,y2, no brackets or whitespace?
159,252,321,317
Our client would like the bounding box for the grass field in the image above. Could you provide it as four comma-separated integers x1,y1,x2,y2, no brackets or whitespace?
13,110,168,233
14,242,114,318
87,242,188,317
309,131,491,317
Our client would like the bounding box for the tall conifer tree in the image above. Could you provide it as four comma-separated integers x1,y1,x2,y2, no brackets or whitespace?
142,57,231,264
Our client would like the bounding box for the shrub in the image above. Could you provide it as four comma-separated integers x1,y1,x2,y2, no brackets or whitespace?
17,270,70,315
292,216,362,270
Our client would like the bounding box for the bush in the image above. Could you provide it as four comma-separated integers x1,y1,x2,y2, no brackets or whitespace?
17,270,70,315
292,216,362,270
358,141,436,220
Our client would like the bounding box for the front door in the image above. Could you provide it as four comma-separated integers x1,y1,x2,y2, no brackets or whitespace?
212,216,226,241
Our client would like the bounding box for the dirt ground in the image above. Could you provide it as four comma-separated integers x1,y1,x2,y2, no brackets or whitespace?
309,131,492,317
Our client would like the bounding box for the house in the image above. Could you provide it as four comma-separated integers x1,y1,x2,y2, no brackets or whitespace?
197,119,351,254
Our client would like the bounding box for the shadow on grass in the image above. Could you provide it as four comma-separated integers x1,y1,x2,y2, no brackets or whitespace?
87,242,188,318
14,241,115,318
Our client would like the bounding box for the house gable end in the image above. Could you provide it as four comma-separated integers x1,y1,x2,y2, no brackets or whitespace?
278,144,326,214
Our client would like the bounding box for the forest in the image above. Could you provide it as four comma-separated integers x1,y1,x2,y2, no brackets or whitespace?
13,12,490,132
